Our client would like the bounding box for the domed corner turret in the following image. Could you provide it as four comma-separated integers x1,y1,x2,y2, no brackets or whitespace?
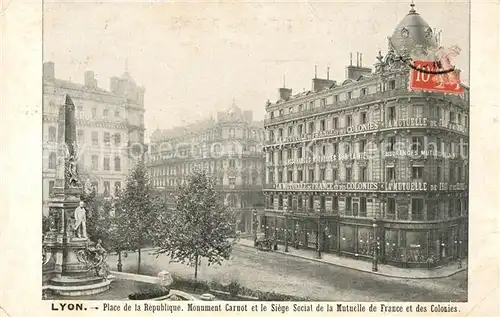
389,2,438,58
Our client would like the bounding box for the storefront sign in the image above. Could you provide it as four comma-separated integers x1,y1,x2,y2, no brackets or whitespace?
384,182,428,191
346,122,380,133
383,117,428,128
274,182,380,191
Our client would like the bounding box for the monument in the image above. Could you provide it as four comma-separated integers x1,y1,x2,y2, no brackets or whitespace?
42,95,111,297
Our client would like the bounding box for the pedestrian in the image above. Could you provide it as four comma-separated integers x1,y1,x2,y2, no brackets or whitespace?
457,257,462,269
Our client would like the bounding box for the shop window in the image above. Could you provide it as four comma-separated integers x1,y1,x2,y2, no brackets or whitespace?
405,231,428,263
386,198,396,219
411,198,424,220
359,197,367,217
339,226,355,253
384,230,399,261
358,227,374,256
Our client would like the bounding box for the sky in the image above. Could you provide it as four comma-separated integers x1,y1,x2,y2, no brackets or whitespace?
43,1,470,140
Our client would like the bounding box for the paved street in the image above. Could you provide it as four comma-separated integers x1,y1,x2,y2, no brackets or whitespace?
107,245,467,302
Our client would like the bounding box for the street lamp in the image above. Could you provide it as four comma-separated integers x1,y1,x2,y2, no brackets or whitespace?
372,221,378,272
284,207,289,252
316,213,322,259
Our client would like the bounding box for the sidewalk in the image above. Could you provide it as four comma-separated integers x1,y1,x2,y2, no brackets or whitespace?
238,238,466,279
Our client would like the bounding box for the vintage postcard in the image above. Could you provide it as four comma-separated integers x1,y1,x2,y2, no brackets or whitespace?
0,0,499,316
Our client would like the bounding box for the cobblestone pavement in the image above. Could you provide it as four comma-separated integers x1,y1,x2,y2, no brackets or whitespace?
107,246,467,302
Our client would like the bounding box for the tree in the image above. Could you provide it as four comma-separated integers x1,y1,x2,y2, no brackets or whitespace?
114,160,160,274
154,168,237,280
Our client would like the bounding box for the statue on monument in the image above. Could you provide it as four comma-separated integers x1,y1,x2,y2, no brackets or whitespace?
74,201,87,239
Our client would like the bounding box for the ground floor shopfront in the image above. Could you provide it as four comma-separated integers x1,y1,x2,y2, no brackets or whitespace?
262,213,467,268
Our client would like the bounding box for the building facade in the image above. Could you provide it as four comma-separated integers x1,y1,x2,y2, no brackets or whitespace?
42,62,146,215
262,5,469,268
147,102,266,234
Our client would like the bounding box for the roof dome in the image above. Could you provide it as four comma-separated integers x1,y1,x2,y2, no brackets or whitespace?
390,3,438,57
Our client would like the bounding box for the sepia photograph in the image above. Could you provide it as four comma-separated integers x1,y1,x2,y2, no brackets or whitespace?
41,0,470,305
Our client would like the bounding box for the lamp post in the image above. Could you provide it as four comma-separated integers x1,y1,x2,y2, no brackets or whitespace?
284,207,289,252
117,251,123,272
372,221,378,272
252,209,258,246
316,213,322,259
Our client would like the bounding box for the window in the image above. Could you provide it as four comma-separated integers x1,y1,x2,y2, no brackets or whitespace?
269,131,274,142
457,165,462,181
77,130,84,144
288,126,293,136
114,181,121,193
437,165,442,181
388,106,396,120
229,128,235,138
320,98,326,107
344,143,351,155
91,181,99,193
308,121,315,133
359,139,366,153
308,169,315,182
104,157,110,171
332,168,338,181
320,168,326,181
308,196,314,210
427,200,437,220
268,171,274,183
114,157,121,171
298,124,303,134
360,167,367,181
48,180,55,195
345,168,352,182
297,170,303,182
320,120,326,131
229,159,235,168
104,132,111,146
412,136,424,152
278,171,283,182
388,80,396,90
360,112,367,124
297,147,303,159
332,143,338,156
298,104,303,111
360,197,367,217
48,152,56,169
412,166,423,179
48,126,56,142
361,88,368,96
77,106,83,118
103,108,109,117
387,136,395,151
386,167,395,181
297,196,303,209
334,95,339,103
345,197,352,215
91,108,97,119
346,115,353,126
288,171,293,182
332,196,339,211
414,105,423,118
279,109,284,116
229,177,236,186
114,133,121,146
91,155,98,170
92,131,98,145
289,107,293,114
347,92,352,100
115,110,120,118
332,117,339,129
387,198,396,219
411,198,424,220
450,111,456,123
287,148,293,160
309,102,314,109
104,181,110,197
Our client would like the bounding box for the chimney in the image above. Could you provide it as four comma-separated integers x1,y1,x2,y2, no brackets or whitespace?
110,76,119,93
346,52,372,80
279,88,292,101
350,53,353,66
43,61,55,80
84,71,97,88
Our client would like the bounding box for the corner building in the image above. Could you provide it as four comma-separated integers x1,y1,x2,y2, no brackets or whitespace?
147,102,266,234
263,5,469,268
42,62,146,215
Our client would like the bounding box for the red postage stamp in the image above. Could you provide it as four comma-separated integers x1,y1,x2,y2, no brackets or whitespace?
409,46,464,94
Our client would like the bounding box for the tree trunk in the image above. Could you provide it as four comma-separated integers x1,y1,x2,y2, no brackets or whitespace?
194,254,199,280
137,248,141,274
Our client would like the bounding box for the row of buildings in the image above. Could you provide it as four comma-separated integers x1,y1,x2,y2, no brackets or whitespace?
43,3,468,268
